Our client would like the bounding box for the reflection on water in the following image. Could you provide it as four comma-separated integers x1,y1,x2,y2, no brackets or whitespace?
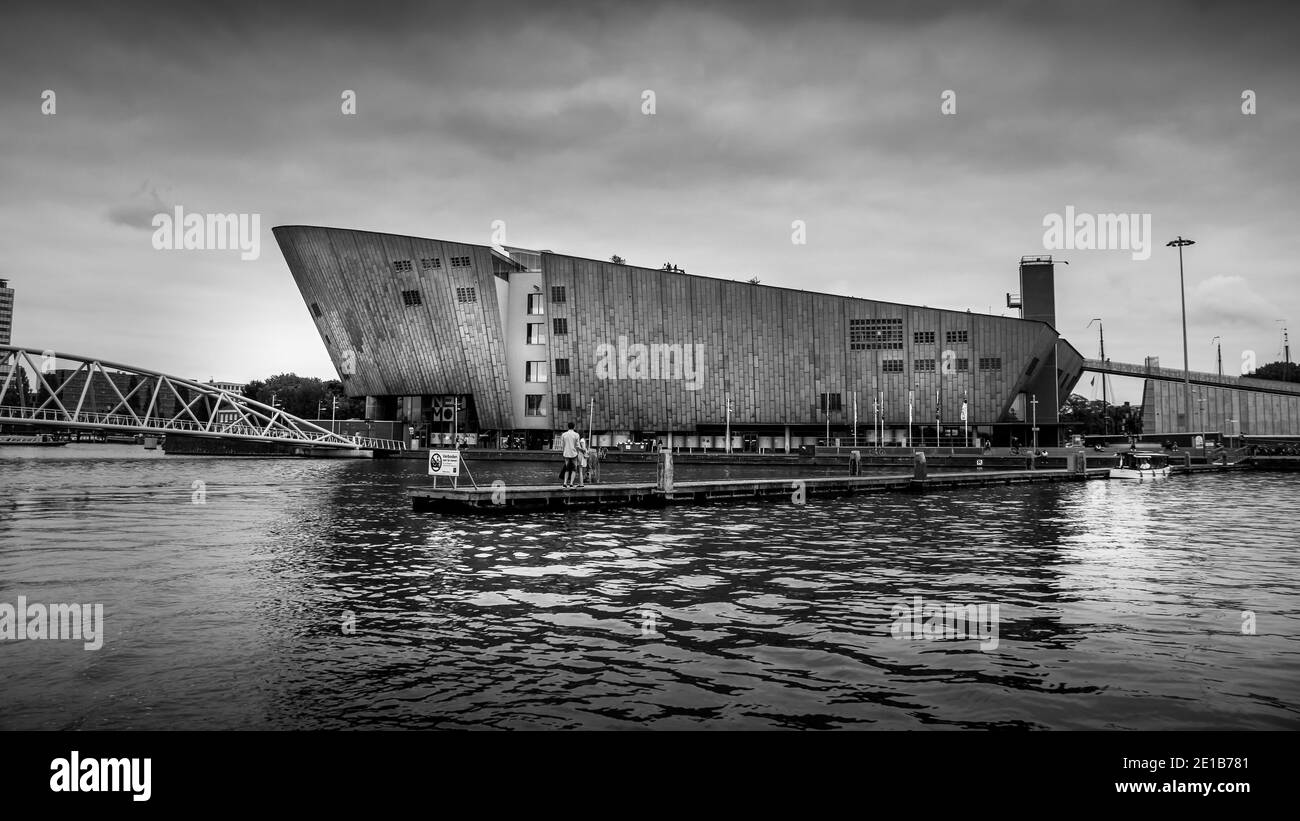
1,444,1297,729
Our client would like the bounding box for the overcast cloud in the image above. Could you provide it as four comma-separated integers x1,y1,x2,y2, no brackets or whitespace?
2,0,1297,403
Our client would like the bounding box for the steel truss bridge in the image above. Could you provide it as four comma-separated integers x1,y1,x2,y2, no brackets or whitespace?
1082,358,1300,397
0,345,406,453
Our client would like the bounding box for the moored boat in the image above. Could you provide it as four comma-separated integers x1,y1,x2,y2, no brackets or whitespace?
1109,450,1171,480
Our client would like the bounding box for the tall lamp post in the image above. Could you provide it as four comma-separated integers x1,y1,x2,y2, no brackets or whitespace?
1167,236,1195,435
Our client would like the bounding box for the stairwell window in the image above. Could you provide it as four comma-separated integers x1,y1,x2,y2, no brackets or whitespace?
527,293,545,314
526,323,546,345
525,395,545,416
526,361,548,382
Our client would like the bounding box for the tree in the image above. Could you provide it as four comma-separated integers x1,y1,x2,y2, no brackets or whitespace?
610,255,626,265
1248,360,1300,383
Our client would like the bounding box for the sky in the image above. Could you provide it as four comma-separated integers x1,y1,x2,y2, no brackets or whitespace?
2,0,1298,405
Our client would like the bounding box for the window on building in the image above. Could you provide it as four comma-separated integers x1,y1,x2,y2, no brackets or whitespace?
525,395,545,416
849,318,904,350
527,293,545,314
555,393,572,412
393,260,413,273
553,317,568,336
456,287,477,303
819,393,843,412
1024,356,1040,376
311,302,323,318
401,290,422,307
551,285,567,304
979,357,1002,371
526,361,548,382
554,358,570,376
882,359,904,373
915,359,936,372
526,323,546,345
913,331,935,345
957,358,969,371
945,329,969,344
450,255,471,268
420,257,442,270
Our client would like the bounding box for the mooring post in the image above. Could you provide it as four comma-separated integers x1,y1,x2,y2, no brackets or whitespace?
658,448,674,492
913,450,927,481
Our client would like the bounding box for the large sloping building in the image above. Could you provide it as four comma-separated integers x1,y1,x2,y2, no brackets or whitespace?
274,226,1085,449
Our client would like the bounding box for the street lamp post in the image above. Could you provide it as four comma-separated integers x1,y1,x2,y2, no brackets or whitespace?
1167,236,1195,434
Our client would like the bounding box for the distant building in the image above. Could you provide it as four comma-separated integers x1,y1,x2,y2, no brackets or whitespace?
205,380,247,425
0,278,12,346
275,226,1086,449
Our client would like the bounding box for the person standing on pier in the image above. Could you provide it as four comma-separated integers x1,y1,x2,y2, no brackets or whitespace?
560,422,581,487
576,434,590,487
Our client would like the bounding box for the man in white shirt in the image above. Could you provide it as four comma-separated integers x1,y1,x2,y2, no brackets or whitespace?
560,422,581,487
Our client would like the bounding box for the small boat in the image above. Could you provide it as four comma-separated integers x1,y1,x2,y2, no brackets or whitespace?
0,433,69,447
1109,450,1171,480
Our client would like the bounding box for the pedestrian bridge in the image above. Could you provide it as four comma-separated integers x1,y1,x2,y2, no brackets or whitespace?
0,345,406,452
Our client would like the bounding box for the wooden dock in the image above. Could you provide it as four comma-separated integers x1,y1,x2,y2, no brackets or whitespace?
408,468,1117,513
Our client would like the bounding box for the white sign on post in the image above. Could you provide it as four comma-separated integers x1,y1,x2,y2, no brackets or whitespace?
428,449,461,477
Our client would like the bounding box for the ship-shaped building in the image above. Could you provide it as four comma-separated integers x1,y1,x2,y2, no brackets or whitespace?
274,225,1085,449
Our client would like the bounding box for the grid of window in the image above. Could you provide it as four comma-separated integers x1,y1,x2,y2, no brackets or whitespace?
552,318,568,335
957,358,969,371
393,260,413,273
526,323,546,345
554,358,570,376
555,393,572,412
849,318,904,350
551,286,567,303
913,331,936,345
525,395,545,416
979,357,1002,370
456,287,477,303
401,290,422,307
819,393,843,412
527,293,545,314
526,361,548,382
450,256,471,268
310,302,323,318
915,359,936,372
420,257,442,270
882,359,904,373
945,329,969,344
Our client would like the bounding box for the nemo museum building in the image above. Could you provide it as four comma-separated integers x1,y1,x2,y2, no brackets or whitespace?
274,226,1086,450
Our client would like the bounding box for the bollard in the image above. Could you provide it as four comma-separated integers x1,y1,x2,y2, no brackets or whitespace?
913,451,927,480
658,448,674,492
849,450,861,476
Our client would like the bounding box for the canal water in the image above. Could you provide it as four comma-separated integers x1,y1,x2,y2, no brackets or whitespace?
1,444,1297,729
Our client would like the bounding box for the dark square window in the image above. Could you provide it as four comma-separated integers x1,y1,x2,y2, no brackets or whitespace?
551,285,567,303
401,290,421,307
554,358,570,376
553,318,568,335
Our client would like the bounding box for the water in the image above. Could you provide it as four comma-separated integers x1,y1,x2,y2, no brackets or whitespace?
1,444,1297,730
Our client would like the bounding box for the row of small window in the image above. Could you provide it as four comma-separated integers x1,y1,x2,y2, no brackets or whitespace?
525,394,575,415
393,256,470,273
912,330,969,344
397,288,478,307
876,357,1001,373
527,288,569,314
525,319,568,344
524,359,573,382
